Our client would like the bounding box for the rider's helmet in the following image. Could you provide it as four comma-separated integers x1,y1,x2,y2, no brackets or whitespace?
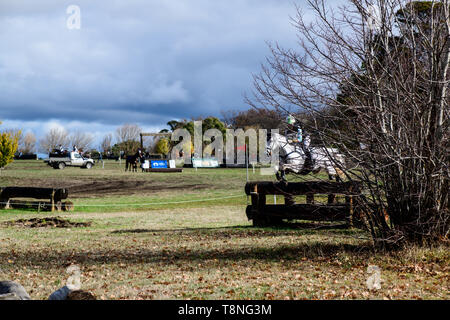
286,114,296,125
286,114,298,132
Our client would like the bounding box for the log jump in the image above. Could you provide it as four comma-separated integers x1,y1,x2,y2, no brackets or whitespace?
244,181,362,227
143,168,183,173
0,187,73,212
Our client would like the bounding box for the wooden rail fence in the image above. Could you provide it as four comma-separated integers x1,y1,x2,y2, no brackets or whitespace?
244,181,362,227
0,187,73,212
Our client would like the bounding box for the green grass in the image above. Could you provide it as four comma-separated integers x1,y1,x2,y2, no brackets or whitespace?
0,160,331,213
0,160,448,300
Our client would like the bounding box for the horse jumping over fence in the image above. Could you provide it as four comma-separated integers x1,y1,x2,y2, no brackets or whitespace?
266,132,346,182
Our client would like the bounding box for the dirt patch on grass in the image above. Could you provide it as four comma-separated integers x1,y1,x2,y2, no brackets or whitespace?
68,180,208,198
3,217,91,228
16,178,209,198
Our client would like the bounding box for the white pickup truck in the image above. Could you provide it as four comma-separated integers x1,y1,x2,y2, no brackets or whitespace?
45,151,95,170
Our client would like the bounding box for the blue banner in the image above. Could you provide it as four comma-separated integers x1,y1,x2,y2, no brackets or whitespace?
151,160,168,168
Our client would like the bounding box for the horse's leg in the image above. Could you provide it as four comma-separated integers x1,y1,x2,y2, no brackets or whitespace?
281,170,287,182
280,169,294,204
325,162,336,181
275,169,288,183
275,171,282,181
326,164,337,204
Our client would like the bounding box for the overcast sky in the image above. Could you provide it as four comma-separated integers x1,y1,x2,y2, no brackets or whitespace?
0,0,313,146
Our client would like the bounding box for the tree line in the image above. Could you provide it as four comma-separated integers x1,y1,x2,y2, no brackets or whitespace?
0,111,277,161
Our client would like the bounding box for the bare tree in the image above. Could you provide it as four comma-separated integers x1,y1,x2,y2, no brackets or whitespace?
100,133,113,154
143,136,158,153
39,128,69,152
248,0,449,245
19,132,36,154
115,124,141,143
69,131,94,152
115,123,142,155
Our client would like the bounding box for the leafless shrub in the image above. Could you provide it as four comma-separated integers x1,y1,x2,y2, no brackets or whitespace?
19,132,36,154
69,131,94,152
248,0,449,245
100,133,113,154
39,128,69,152
115,124,141,143
115,124,142,155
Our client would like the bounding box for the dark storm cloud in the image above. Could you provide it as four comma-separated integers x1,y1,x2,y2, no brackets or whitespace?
0,0,303,139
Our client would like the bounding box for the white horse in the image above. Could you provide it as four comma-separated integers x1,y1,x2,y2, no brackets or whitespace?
267,132,345,181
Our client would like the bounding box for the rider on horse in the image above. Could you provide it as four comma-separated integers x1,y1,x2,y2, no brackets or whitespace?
285,114,313,172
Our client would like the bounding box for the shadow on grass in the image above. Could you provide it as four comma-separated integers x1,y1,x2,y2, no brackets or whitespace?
111,222,360,238
111,225,252,234
1,241,373,269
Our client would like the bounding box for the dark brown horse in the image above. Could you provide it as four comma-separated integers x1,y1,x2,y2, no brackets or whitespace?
125,150,142,172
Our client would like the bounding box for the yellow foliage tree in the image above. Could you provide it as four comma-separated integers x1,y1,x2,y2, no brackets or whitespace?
0,131,20,169
155,138,170,155
182,140,194,156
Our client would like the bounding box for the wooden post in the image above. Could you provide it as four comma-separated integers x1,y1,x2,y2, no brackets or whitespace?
250,184,258,195
250,184,259,214
345,195,353,227
285,193,295,206
0,187,9,209
0,198,10,209
250,184,262,226
306,193,314,204
328,193,336,204
258,194,266,209
50,190,55,212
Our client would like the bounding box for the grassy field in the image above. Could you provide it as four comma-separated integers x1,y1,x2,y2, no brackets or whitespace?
0,160,448,299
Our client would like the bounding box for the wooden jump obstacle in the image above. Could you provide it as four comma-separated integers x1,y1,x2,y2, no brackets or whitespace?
244,181,362,227
141,158,182,173
139,132,171,150
143,168,183,173
0,187,73,212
